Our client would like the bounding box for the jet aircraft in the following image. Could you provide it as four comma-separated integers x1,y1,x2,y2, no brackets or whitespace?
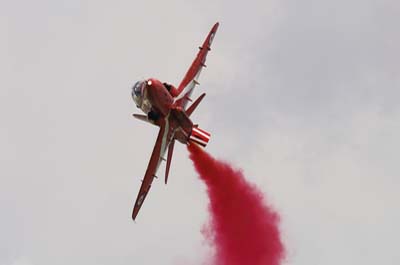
130,22,219,220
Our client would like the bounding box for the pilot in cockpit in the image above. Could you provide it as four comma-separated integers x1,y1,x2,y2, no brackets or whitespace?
132,80,153,115
132,80,144,108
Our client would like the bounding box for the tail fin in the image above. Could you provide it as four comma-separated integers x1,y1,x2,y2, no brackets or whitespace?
189,126,211,147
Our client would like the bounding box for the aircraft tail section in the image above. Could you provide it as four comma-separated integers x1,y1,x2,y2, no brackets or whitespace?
170,105,211,148
189,126,211,147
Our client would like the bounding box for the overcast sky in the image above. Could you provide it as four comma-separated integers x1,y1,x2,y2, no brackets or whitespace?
1,0,399,265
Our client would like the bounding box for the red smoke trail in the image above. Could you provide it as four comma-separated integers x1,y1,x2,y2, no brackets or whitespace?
188,144,284,265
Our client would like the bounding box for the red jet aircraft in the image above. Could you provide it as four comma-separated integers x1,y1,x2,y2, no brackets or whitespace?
130,22,219,220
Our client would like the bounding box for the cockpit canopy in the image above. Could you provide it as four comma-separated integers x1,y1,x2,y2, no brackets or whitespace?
132,80,145,107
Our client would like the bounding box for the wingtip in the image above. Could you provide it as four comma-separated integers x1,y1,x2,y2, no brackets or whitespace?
132,208,138,221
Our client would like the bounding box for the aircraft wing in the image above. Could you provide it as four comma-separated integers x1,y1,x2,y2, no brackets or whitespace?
175,22,219,109
132,118,173,220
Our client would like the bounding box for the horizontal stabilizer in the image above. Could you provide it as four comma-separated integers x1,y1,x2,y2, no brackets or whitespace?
133,114,155,125
186,93,206,117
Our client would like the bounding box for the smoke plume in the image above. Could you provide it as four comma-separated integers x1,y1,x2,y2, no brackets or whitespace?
188,144,284,265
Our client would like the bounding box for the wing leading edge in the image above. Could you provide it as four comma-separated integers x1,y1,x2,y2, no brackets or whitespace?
175,22,219,108
132,118,174,220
